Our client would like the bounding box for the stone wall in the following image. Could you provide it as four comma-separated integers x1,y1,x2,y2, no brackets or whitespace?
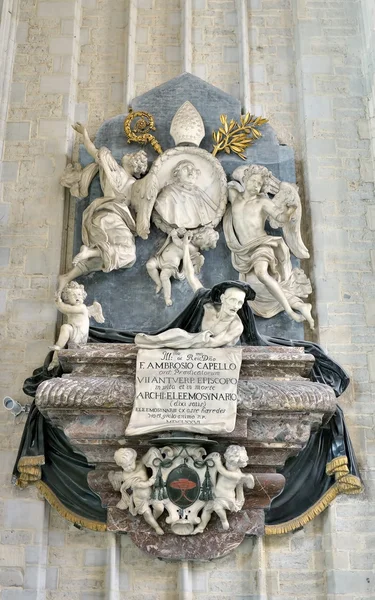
0,0,374,598
361,0,375,176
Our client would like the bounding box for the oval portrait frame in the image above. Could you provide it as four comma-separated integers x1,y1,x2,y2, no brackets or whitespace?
150,146,228,235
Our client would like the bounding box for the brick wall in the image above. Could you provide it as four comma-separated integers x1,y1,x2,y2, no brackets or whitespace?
0,0,374,598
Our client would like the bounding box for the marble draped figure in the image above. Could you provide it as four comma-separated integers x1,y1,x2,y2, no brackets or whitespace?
224,164,313,329
59,122,148,294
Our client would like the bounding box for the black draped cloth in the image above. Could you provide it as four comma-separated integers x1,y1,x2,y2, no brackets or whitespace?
14,283,361,531
14,354,107,529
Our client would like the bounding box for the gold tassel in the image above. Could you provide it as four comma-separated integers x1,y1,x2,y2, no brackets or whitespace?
326,456,348,476
17,469,42,482
35,481,107,532
16,455,45,487
18,455,45,467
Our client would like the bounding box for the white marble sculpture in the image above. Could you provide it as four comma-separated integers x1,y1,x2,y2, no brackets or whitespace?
154,159,219,229
58,122,148,294
223,164,314,328
170,100,205,147
108,448,164,535
108,444,254,536
48,281,104,370
146,226,219,306
193,445,254,534
136,233,247,348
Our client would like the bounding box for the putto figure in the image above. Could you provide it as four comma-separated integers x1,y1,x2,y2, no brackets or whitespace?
58,122,148,294
193,445,254,534
146,225,219,306
224,164,313,328
108,448,164,535
48,281,104,370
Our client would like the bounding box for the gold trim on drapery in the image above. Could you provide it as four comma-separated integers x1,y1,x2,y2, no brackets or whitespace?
265,455,363,535
35,481,107,532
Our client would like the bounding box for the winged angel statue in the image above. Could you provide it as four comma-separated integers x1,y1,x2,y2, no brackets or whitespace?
59,122,152,293
223,164,314,328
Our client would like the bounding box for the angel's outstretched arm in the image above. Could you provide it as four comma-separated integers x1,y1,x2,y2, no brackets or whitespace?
182,232,203,292
210,454,240,480
72,122,98,160
261,195,290,223
55,296,85,315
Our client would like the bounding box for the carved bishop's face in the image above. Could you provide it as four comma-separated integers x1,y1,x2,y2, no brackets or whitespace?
220,288,246,318
175,161,199,185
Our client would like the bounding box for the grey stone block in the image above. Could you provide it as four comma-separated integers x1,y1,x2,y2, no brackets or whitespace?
0,162,19,182
24,566,46,589
119,571,129,592
47,531,65,547
25,248,55,276
0,290,7,314
12,300,56,323
327,571,374,595
4,499,45,529
46,567,58,590
25,546,47,565
84,549,108,567
0,204,10,226
1,530,33,545
0,248,10,267
0,568,24,587
2,592,38,600
5,123,30,142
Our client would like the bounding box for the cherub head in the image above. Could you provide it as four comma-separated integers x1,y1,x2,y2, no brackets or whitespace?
172,160,200,186
191,226,219,250
224,445,249,471
114,448,137,472
61,281,87,305
243,164,271,195
122,150,148,178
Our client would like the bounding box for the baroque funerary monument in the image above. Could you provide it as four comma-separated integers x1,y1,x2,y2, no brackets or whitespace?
0,0,375,598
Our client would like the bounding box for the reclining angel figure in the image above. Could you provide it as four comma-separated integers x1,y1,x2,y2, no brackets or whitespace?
58,122,149,294
223,164,314,329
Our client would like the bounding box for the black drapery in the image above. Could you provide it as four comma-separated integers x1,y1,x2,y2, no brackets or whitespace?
13,285,362,532
14,354,106,530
